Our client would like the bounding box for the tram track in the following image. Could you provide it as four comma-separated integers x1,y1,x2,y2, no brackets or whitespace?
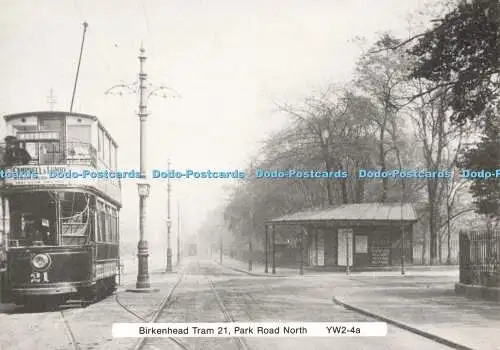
207,277,251,350
131,259,254,350
4,302,88,350
60,309,81,350
214,262,461,349
127,264,188,350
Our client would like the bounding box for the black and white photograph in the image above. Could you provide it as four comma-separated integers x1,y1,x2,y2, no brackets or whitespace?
0,0,499,349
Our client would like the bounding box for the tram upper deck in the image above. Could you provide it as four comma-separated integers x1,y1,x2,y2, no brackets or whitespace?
0,111,121,206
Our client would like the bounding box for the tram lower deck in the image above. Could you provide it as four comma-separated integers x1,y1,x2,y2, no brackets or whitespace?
0,190,120,307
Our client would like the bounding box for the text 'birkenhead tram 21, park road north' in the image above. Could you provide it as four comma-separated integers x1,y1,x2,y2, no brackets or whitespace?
111,322,388,337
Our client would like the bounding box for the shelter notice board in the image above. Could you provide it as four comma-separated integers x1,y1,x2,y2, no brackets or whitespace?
355,236,368,253
370,234,390,265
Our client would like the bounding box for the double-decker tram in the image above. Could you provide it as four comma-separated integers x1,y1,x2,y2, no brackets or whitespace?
0,111,122,307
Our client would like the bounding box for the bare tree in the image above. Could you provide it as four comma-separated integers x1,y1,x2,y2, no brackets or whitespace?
354,34,410,202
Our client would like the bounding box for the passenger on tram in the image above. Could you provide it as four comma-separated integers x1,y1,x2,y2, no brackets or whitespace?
23,214,39,245
40,219,53,245
4,135,32,166
22,214,49,246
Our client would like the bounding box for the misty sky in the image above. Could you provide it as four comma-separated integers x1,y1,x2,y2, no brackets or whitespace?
0,0,439,260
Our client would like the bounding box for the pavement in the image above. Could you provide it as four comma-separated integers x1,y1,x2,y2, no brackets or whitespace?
0,266,182,350
222,256,499,350
2,257,498,349
333,284,500,350
219,255,460,278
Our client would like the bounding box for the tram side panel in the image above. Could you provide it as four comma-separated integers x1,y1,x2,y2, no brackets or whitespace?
94,242,119,282
2,246,93,303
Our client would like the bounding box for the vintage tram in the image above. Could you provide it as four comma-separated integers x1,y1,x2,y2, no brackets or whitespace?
187,243,197,257
0,111,121,307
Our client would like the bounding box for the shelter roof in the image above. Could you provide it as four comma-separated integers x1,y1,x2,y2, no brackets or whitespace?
268,203,417,224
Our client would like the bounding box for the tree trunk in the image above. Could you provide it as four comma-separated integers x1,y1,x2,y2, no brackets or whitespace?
323,145,334,206
427,168,440,265
340,171,349,204
421,232,427,264
354,160,365,203
438,233,442,264
429,201,438,265
379,129,388,202
447,226,451,265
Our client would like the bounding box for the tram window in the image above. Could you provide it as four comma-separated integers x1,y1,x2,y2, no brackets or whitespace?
97,128,101,153
95,201,104,242
108,139,112,169
110,144,117,170
39,142,62,164
99,210,106,242
67,125,91,144
105,206,111,242
98,128,105,162
112,209,118,242
24,142,38,163
113,209,118,242
67,125,91,161
60,192,90,245
103,134,110,167
8,192,56,247
39,117,63,132
111,215,115,242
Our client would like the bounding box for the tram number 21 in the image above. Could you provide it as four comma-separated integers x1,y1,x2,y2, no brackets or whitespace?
30,271,49,283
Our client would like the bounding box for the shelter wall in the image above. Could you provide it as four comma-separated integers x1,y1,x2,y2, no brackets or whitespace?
306,223,413,268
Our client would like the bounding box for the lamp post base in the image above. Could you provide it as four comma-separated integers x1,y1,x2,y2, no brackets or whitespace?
134,240,154,290
166,249,173,272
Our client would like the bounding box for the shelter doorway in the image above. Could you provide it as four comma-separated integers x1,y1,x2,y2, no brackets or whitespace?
337,228,353,266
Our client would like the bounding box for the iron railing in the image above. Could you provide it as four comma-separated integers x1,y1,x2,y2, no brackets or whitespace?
0,141,97,167
459,230,500,287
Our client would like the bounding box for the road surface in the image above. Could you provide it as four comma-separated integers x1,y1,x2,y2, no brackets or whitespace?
0,258,456,349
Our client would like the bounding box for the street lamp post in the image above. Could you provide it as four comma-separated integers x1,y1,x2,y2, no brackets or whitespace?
220,235,223,264
135,181,155,290
166,160,173,272
264,224,268,273
272,224,276,274
166,219,172,271
131,47,157,292
106,46,179,292
299,233,304,276
401,178,406,275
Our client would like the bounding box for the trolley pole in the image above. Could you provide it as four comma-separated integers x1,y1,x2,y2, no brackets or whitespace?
70,22,88,113
166,160,173,272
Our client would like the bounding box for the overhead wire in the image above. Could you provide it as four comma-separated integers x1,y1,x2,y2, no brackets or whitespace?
139,0,155,53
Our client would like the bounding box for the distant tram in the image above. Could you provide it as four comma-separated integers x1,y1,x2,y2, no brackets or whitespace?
0,111,122,307
188,243,197,256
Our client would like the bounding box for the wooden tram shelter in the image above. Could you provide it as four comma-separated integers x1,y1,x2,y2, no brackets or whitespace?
263,203,417,274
